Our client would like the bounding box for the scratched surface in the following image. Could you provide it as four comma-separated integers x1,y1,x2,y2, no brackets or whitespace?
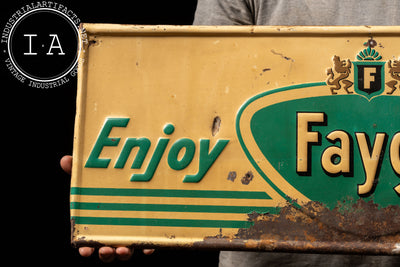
71,24,400,254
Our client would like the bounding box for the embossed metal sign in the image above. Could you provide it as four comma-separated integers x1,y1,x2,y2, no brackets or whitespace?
71,24,400,254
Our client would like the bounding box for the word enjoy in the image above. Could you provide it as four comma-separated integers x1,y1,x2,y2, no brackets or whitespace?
85,118,229,183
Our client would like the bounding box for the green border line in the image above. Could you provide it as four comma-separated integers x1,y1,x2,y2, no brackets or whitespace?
71,202,276,214
71,187,271,199
72,216,253,228
235,82,327,203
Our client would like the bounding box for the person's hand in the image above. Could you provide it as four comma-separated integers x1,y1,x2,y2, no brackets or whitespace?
60,155,155,262
78,247,155,263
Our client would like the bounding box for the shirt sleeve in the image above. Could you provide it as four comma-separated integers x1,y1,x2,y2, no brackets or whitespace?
193,0,255,25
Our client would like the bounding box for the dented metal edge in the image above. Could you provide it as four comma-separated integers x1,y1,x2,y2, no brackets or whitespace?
194,239,400,255
71,237,400,255
69,24,90,233
80,23,400,36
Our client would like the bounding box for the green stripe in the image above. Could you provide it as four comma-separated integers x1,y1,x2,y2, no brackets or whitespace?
71,187,271,199
72,216,252,228
71,202,278,214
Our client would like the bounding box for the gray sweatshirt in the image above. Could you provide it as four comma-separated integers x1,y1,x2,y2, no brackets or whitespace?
194,0,400,26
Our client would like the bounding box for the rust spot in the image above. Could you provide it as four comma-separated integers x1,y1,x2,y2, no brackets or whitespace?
72,239,106,248
363,37,377,48
88,36,101,47
227,171,237,182
165,234,176,239
212,116,221,136
239,199,400,240
299,199,400,237
260,68,272,76
249,26,255,34
196,199,400,254
241,171,254,185
271,49,294,62
70,218,76,243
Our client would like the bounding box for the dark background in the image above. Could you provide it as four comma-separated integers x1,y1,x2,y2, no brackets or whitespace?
2,0,220,265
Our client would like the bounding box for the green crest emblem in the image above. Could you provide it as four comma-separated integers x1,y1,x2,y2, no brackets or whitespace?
353,44,386,99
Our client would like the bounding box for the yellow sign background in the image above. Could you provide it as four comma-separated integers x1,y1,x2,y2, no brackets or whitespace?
71,24,400,250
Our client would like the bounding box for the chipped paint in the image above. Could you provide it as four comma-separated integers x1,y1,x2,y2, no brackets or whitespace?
393,243,400,254
241,171,254,185
197,199,400,255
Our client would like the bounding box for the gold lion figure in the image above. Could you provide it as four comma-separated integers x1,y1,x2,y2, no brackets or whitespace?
386,59,400,94
326,56,354,95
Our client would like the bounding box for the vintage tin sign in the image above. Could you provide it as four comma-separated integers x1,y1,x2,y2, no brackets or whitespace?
71,24,400,254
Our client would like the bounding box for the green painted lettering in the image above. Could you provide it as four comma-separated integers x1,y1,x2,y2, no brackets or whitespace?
130,124,174,182
168,138,196,170
183,139,229,183
130,138,169,182
85,120,230,183
114,138,151,169
85,118,129,168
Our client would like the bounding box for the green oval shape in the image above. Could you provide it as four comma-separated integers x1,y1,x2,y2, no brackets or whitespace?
243,89,400,209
